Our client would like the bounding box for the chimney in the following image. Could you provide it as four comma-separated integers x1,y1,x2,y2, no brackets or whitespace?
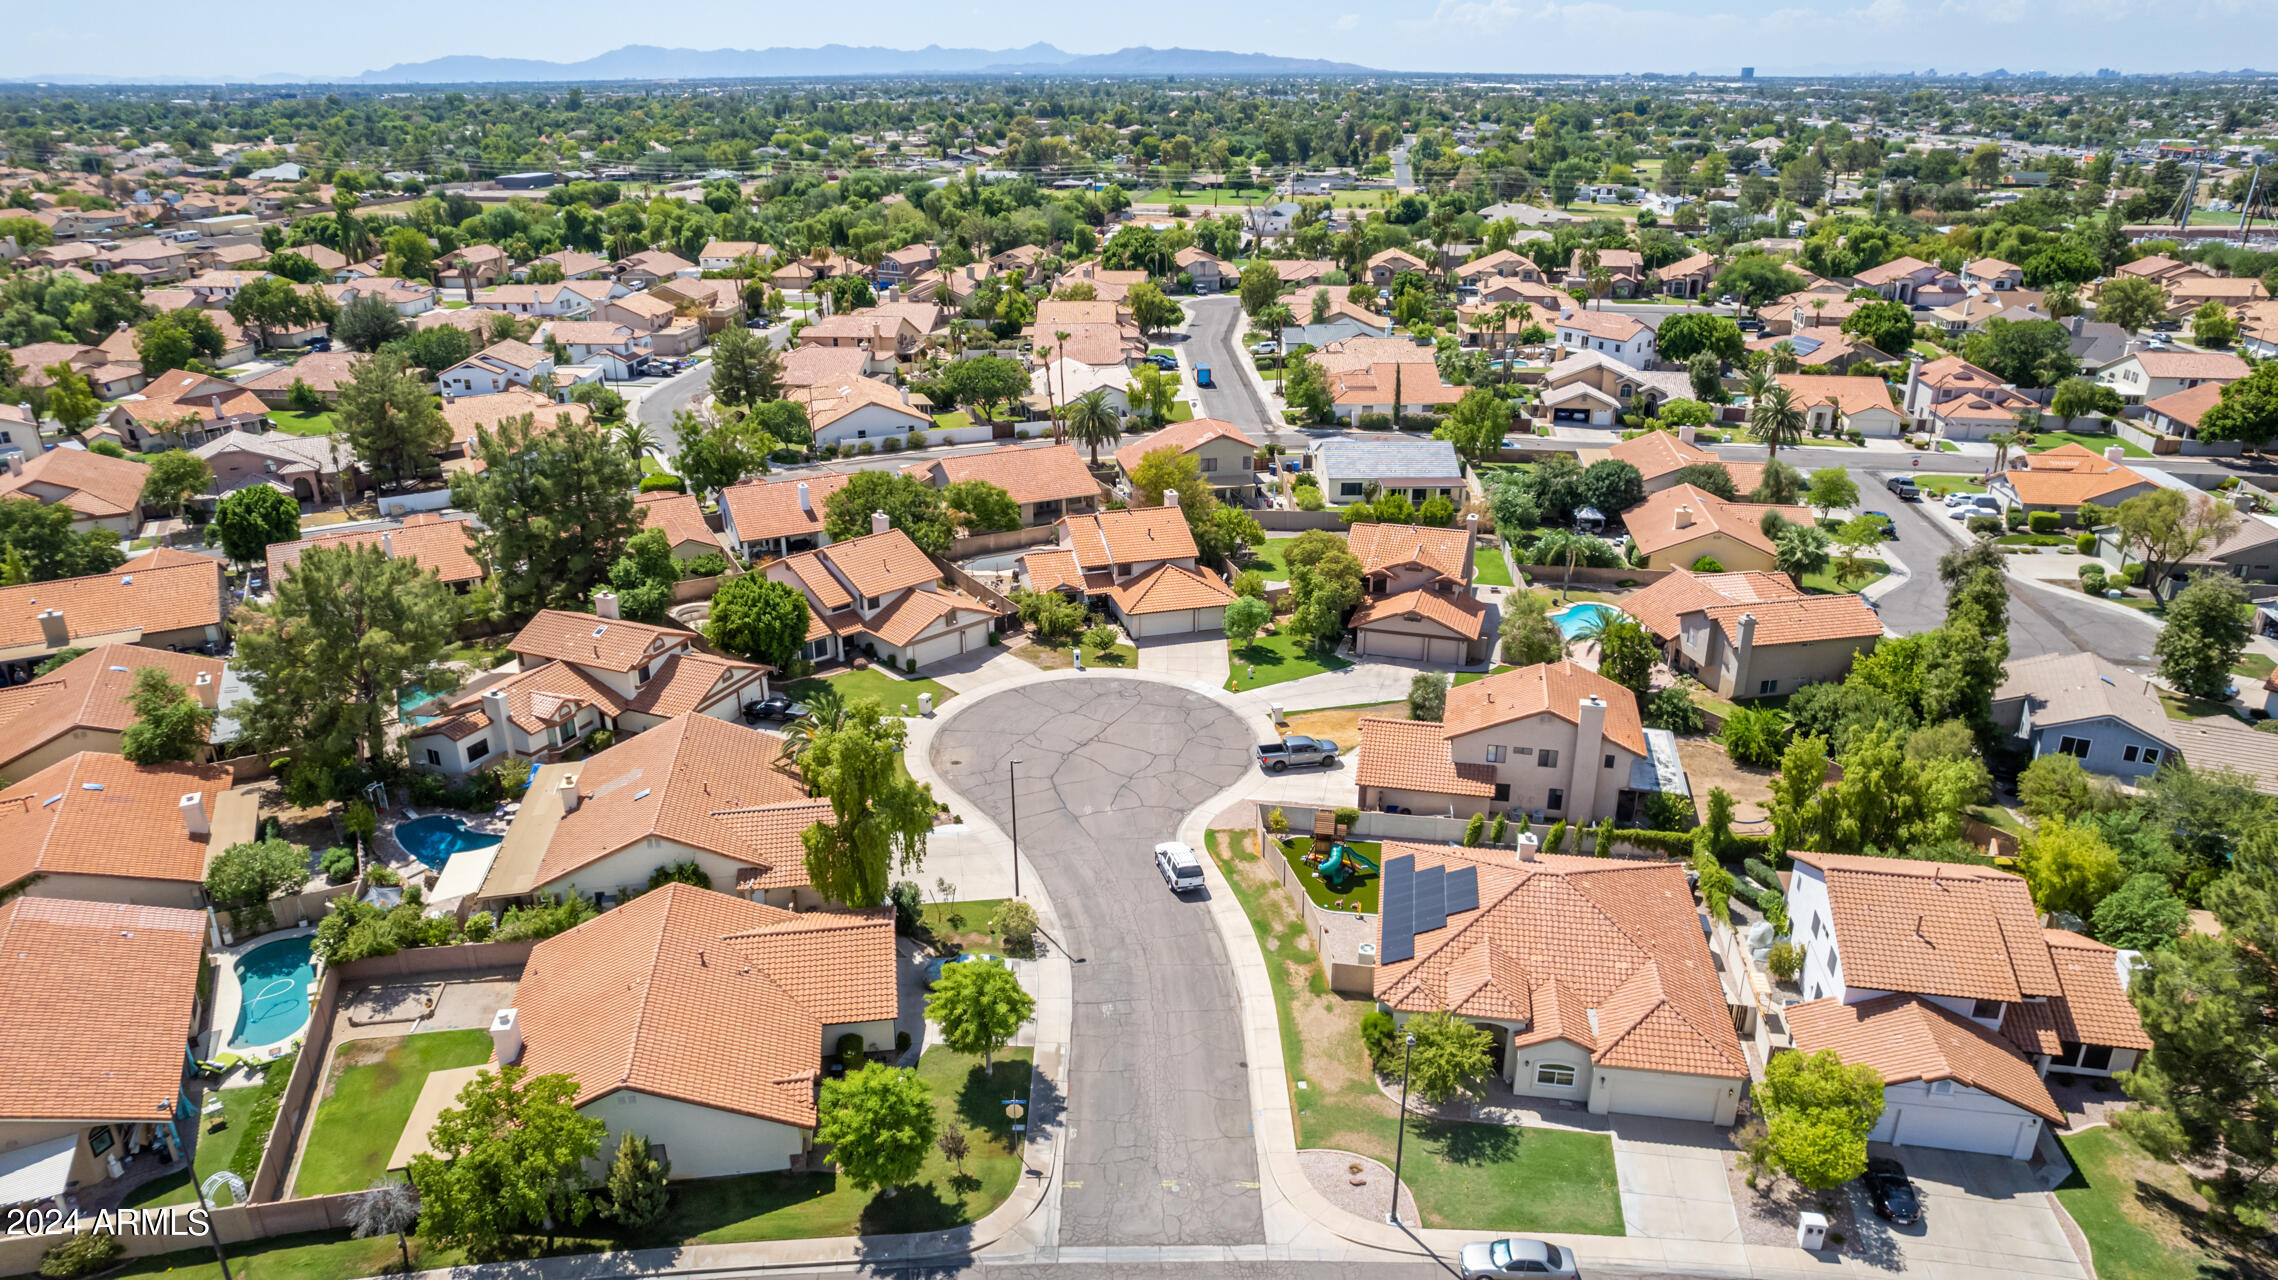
557,773,581,814
2104,445,2126,464
37,609,68,649
1465,513,1478,534
1673,504,1695,529
1515,830,1540,862
1678,423,1697,445
481,687,510,734
797,481,811,513
1569,695,1610,826
380,532,394,558
2067,314,2085,336
1164,488,1180,509
179,792,209,837
594,590,620,620
489,1008,524,1066
5,453,20,476
1904,351,1924,412
870,509,891,536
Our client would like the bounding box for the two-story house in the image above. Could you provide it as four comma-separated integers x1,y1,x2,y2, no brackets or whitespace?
1655,251,1719,299
765,521,1002,669
2095,349,2250,405
797,314,921,374
1111,418,1261,506
405,606,770,777
874,243,939,289
437,340,553,398
436,244,509,292
1014,503,1235,638
1174,246,1232,294
1625,484,1816,573
1624,568,1882,698
1564,248,1643,296
720,473,852,561
1354,661,1688,825
1961,257,2025,291
1853,255,1963,306
1783,851,2151,1157
1773,372,1907,438
0,448,151,537
1552,308,1657,366
1345,520,1490,665
1366,248,1430,287
1901,354,2041,442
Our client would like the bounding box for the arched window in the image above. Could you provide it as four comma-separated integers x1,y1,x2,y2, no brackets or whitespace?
1535,1062,1578,1088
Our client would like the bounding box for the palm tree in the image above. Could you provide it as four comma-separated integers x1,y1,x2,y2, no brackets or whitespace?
1988,430,2019,472
1748,383,1806,461
1587,266,1614,311
1769,341,1802,374
776,685,849,765
346,1179,420,1274
1065,389,1122,464
1257,303,1296,382
1051,329,1072,442
617,420,658,463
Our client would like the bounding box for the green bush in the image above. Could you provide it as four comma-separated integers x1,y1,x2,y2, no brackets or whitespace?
2076,533,2098,555
461,910,495,942
2027,511,2061,534
229,1052,299,1182
838,1032,867,1068
1611,827,1770,859
682,552,730,578
638,473,687,493
39,1233,123,1278
319,845,358,884
896,1029,912,1052
888,880,922,934
1333,806,1360,829
2120,563,2145,587
1766,939,1804,982
1966,515,2001,536
1360,1009,1398,1070
1690,555,1726,572
1644,684,1703,734
2004,505,2026,530
1742,857,1782,893
1462,812,1487,846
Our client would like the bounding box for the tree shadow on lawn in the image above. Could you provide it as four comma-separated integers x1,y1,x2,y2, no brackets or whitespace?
953,1058,1044,1148
1413,1116,1522,1167
857,1178,962,1234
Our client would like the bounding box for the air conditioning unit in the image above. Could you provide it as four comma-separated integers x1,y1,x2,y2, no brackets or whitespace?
1356,941,1378,966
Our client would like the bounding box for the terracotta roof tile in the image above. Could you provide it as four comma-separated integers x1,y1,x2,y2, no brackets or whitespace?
1107,563,1237,615
1703,595,1884,647
1346,522,1472,583
0,897,205,1121
2002,929,2152,1054
1110,418,1258,474
623,653,770,719
1621,569,1803,639
0,554,226,655
1786,994,2063,1124
0,751,233,891
511,608,701,673
1792,851,2062,1002
903,442,1100,507
1440,660,1647,755
0,448,151,521
0,644,222,771
1997,443,2152,507
266,513,483,587
440,389,592,452
1625,484,1814,560
1062,506,1197,569
634,491,721,556
786,528,941,602
1351,588,1488,639
1018,548,1087,594
1355,716,1500,797
721,472,849,547
1775,373,1897,419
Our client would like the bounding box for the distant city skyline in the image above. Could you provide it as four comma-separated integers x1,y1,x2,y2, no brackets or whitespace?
4,0,2273,82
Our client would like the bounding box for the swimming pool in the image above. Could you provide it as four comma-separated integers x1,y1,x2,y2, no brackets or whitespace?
228,935,315,1052
398,684,454,726
393,815,500,870
1550,601,1627,639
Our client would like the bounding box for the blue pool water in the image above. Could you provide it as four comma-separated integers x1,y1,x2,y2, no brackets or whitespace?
1551,602,1626,639
398,684,453,726
229,935,315,1051
393,815,500,870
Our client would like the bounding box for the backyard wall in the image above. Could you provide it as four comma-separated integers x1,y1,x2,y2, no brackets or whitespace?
945,524,1059,558
1524,564,1672,588
217,881,354,941
1248,803,1377,996
1255,510,1349,532
0,1191,372,1275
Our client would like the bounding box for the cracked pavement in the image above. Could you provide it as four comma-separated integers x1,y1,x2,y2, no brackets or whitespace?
930,679,1263,1247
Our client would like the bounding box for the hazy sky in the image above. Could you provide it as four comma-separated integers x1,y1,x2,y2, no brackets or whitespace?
6,0,2274,80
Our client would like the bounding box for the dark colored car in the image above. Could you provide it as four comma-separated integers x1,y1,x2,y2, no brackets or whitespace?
742,694,809,723
303,336,333,353
1863,510,1899,538
1144,353,1178,371
1863,1157,1921,1225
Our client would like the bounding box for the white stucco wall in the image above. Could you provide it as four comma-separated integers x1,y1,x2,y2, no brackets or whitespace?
581,1088,807,1179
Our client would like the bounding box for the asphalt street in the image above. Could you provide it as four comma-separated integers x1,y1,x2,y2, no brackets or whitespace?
1183,296,1278,433
930,680,1263,1248
710,1257,1706,1279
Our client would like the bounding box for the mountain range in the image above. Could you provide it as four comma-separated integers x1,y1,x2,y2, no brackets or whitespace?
2,43,1376,85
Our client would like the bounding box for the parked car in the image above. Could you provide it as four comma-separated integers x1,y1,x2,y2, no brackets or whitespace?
1154,841,1205,892
1144,353,1178,371
1863,511,1899,538
1949,497,2001,521
1885,476,1920,501
1862,1157,1922,1226
922,952,1004,987
1458,1238,1579,1278
302,336,333,353
1251,340,1280,356
1943,491,1979,508
1255,736,1339,772
1195,365,1215,387
742,694,809,723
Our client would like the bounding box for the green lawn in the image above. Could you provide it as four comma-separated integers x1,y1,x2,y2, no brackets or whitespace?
1965,803,2031,841
1242,536,1321,581
1472,544,1514,587
1203,830,1625,1235
1016,638,1138,671
2055,1127,2253,1280
120,1087,262,1208
1451,664,1517,687
293,1029,496,1198
1165,400,1195,422
788,668,958,714
2159,689,2243,722
639,455,664,476
268,410,336,436
1799,558,1890,594
931,410,973,434
1227,633,1353,692
105,1229,468,1280
1916,475,1986,498
916,898,1013,957
1996,533,2071,547
1274,836,1382,912
2030,430,2149,458
2233,652,2275,682
1911,340,1947,359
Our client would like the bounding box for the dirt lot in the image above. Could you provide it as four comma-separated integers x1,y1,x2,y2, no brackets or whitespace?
1281,701,1402,751
1676,738,1777,828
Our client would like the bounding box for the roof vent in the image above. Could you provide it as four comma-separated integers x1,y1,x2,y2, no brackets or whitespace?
593,624,608,638
81,782,103,791
109,665,128,672
120,575,133,585
42,793,62,807
632,787,651,801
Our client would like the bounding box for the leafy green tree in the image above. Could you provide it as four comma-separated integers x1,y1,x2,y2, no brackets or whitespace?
2156,572,2250,700
1673,461,1738,500
1128,446,1214,514
381,226,436,281
1401,1009,1495,1105
120,667,215,764
1437,385,1511,465
453,414,643,617
927,955,1036,1070
1961,318,2078,388
2113,489,2239,604
231,543,457,773
1714,256,1806,312
408,1067,606,1259
1127,280,1183,338
2049,376,2113,430
2190,299,2238,348
2020,818,2127,919
1223,594,1271,657
2018,752,2099,821
42,363,101,434
1408,671,1451,721
1282,353,1334,422
1594,619,1657,699
798,700,937,908
204,837,312,931
1576,458,1644,515
1287,546,1364,651
1840,300,1916,356
602,1133,670,1229
943,479,1020,533
2196,360,2278,451
1804,467,1858,516
603,527,679,623
706,574,812,669
335,293,407,353
227,276,333,349
707,324,783,409
2115,820,2278,1224
1719,704,1789,767
1766,734,1830,857
210,485,302,567
1239,260,1282,315
938,355,1030,422
2094,274,2168,334
139,449,210,525
1655,312,1745,364
823,470,954,557
668,407,774,498
814,1064,936,1193
1752,1049,1886,1191
2091,873,2188,952
1687,351,1727,403
339,351,449,492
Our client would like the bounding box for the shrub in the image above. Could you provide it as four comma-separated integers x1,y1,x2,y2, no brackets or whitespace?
896,1029,913,1052
1360,1009,1398,1070
585,728,616,752
320,844,358,884
461,910,495,942
39,1233,123,1278
2120,562,2145,587
1644,684,1703,734
1766,940,1804,982
996,899,1040,954
1743,858,1782,893
1489,813,1508,844
2028,511,2061,535
2004,505,2026,530
1690,555,1725,572
1356,412,1393,431
880,436,903,453
229,1052,298,1182
1463,813,1487,846
1966,514,2001,536
1333,806,1360,829
888,880,923,934
2080,566,2108,595
2075,532,2098,554
838,1031,867,1069
1267,807,1289,834
638,473,687,493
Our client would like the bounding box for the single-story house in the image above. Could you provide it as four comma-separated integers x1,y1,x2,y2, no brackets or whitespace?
1623,484,1815,573
1310,438,1465,509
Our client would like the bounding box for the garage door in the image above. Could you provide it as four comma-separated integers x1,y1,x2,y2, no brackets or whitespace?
909,627,969,669
1890,1105,2030,1157
1425,637,1463,666
1607,1074,1729,1122
1363,630,1429,660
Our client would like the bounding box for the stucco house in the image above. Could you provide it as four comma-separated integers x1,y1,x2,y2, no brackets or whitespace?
1371,842,1747,1124
1992,651,2177,783
1783,851,2151,1157
1552,309,1657,366
765,521,1003,669
1622,569,1882,699
0,448,150,537
1345,520,1489,665
902,443,1102,528
1623,484,1815,573
1016,503,1236,638
1986,444,2162,519
720,473,852,561
2096,349,2250,406
1310,438,1464,509
0,644,224,780
1112,417,1261,505
0,751,253,910
0,549,230,682
1773,373,1905,438
1609,430,1766,496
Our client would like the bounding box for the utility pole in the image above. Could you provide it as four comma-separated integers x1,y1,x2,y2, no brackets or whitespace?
2238,165,2263,248
1387,1030,1416,1227
1007,756,1022,901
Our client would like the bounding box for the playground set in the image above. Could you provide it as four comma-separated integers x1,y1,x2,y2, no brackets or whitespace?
1303,840,1378,903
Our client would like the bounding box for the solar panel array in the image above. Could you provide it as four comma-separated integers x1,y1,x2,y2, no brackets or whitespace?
1377,853,1483,966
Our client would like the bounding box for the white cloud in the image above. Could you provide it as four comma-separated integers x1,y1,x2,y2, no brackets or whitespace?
1335,12,1360,28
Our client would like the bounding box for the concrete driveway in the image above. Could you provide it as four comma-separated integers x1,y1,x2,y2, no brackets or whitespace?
929,678,1262,1246
1138,633,1229,685
1844,1146,2085,1279
1611,1117,1743,1245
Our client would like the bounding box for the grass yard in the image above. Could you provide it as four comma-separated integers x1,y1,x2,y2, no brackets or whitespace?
1965,803,2032,841
915,898,1013,956
2234,652,2276,682
1203,830,1625,1236
2055,1127,2258,1280
268,410,337,436
2159,689,2244,722
1915,475,1986,498
931,410,973,433
789,668,958,714
1273,835,1383,913
105,1229,468,1280
1996,533,2071,547
1226,633,1353,693
2030,430,2149,458
1472,543,1514,587
1016,637,1138,671
292,1028,496,1198
1799,558,1888,593
1165,400,1195,422
1451,664,1518,687
1243,535,1324,581
120,1086,262,1209
639,455,664,476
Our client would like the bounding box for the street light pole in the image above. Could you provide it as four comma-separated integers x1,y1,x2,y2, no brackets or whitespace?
1387,1030,1415,1226
1008,757,1023,900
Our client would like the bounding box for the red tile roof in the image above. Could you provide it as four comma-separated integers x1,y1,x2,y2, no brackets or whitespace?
1440,660,1647,755
1792,851,2061,1002
0,897,206,1121
0,552,225,655
1110,418,1259,474
266,513,483,587
1786,994,2063,1124
0,751,233,890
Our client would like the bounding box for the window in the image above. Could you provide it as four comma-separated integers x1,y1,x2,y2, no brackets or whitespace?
636,663,653,684
1546,788,1565,811
1604,754,1615,769
1970,998,2002,1019
1199,456,1219,473
87,1126,114,1157
1537,749,1560,769
1928,1081,1955,1096
2057,736,2092,758
1757,679,1780,695
1485,745,1505,763
2141,748,2160,766
1340,482,1364,498
2122,745,2139,763
1811,914,1824,939
2081,1044,2113,1071
1535,1063,1578,1088
426,749,442,767
467,738,491,762
1492,783,1510,802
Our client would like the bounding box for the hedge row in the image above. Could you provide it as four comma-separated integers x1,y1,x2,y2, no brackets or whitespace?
1605,828,1773,859
1742,858,1782,893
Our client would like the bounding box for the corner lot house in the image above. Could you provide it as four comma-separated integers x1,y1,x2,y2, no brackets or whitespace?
1609,430,1765,496
1623,569,1882,699
766,523,1001,669
0,751,253,909
1345,520,1490,665
1112,418,1260,505
1355,661,1687,824
438,340,553,398
1553,309,1656,366
1372,843,1746,1123
1992,651,2176,783
1783,851,2151,1157
1987,444,2161,520
0,897,208,1210
0,645,223,779
1773,373,1905,438
1017,504,1235,638
499,882,895,1179
1311,438,1464,509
